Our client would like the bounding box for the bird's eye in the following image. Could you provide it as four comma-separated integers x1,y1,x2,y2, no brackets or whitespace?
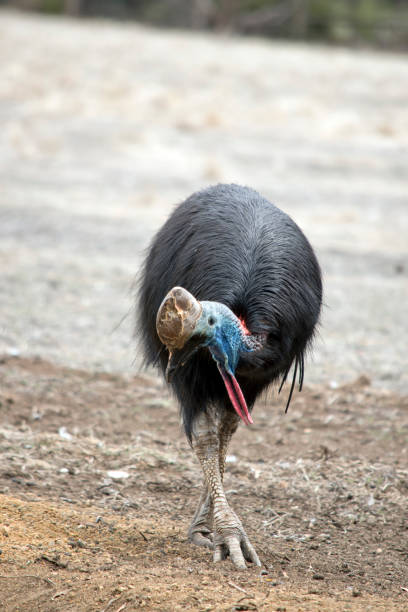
208,316,215,326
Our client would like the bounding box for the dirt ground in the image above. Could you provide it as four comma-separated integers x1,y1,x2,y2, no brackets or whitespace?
1,8,408,612
0,356,407,611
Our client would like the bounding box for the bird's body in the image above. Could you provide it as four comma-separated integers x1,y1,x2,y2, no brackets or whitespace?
138,184,322,568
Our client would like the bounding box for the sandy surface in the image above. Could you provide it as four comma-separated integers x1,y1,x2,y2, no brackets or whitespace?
0,9,407,390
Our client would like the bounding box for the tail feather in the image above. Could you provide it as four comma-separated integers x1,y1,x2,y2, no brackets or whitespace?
279,353,305,414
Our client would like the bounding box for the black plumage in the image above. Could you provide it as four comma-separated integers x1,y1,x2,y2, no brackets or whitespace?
138,183,322,439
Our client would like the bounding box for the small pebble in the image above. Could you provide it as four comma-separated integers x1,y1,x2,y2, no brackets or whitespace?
312,573,325,580
58,427,73,441
107,470,130,480
68,538,86,549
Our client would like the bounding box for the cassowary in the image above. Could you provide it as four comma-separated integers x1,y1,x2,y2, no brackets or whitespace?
138,184,322,569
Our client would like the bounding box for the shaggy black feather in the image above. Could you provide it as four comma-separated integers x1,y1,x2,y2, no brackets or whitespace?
137,184,322,440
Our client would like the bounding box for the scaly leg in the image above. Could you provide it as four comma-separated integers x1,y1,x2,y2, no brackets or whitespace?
190,409,261,569
189,408,237,548
218,412,239,481
188,485,213,549
188,409,217,549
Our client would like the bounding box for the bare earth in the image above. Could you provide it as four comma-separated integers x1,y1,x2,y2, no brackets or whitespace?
0,9,408,612
0,357,407,611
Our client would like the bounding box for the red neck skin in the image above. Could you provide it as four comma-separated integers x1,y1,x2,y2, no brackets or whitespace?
239,316,251,336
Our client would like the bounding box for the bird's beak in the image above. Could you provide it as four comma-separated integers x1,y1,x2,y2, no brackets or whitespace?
156,287,203,379
216,363,253,426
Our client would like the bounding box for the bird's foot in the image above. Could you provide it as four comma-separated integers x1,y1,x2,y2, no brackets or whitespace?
213,512,261,569
188,488,214,549
188,524,214,550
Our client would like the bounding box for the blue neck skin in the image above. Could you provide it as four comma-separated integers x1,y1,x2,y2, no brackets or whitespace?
195,301,260,375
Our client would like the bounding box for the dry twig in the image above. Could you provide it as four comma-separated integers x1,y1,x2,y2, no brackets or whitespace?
0,574,54,586
39,554,68,569
100,596,122,612
228,581,254,597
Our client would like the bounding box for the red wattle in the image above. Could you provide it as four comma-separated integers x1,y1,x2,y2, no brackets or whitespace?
229,374,253,425
217,365,253,426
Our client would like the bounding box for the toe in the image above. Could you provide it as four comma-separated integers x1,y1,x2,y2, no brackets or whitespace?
213,543,228,562
225,536,247,569
242,539,261,566
190,531,214,549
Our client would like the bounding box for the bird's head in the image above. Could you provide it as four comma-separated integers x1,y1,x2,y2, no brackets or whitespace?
156,286,254,426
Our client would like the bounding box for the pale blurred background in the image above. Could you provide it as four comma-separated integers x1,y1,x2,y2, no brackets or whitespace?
0,1,407,390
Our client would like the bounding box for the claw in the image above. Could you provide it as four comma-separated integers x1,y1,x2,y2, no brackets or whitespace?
189,529,214,550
